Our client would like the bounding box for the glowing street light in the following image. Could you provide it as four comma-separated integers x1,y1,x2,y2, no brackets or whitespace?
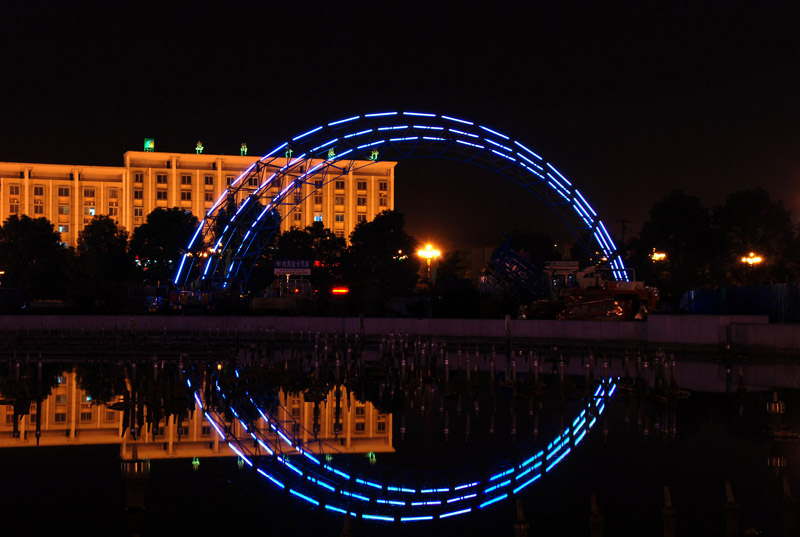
740,252,763,266
417,243,441,284
650,249,667,262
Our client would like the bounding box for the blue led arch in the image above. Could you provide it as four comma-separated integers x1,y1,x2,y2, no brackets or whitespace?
190,374,617,523
174,112,629,290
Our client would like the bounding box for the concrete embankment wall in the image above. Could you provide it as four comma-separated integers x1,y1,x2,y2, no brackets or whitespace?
1,313,795,350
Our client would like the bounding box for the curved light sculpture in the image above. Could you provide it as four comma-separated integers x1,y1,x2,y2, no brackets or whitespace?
191,374,617,522
174,112,628,290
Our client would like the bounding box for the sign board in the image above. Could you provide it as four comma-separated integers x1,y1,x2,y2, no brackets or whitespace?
274,259,311,276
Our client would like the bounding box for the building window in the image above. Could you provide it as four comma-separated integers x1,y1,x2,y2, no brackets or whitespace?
379,194,387,207
357,181,367,190
33,185,44,196
355,421,366,433
55,394,67,405
205,191,214,202
108,188,118,198
54,412,67,423
357,214,366,223
84,188,95,198
84,207,96,216
134,173,144,183
134,207,143,217
379,181,388,191
377,420,386,432
33,201,44,215
9,185,20,196
314,180,323,189
334,195,344,205
314,213,323,222
58,186,70,197
293,211,302,221
9,203,19,215
58,205,70,215
314,193,323,205
334,213,344,222
157,191,168,201
248,177,258,187
204,175,214,186
180,191,191,201
109,201,118,217
181,174,192,185
334,180,345,190
357,196,366,206
58,224,69,233
226,176,234,186
156,174,168,184
134,189,143,200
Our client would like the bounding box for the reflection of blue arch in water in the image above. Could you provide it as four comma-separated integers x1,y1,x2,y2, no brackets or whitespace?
173,112,628,290
191,376,617,523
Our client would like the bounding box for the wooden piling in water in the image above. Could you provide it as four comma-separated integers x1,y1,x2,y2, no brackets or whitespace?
663,486,676,537
725,480,739,537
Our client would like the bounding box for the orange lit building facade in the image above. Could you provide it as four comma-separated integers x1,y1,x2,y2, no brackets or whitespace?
0,370,393,460
0,151,396,247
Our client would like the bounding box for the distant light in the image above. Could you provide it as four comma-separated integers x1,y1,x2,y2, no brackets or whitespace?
332,287,349,294
196,141,204,154
417,243,441,259
650,249,667,262
144,138,155,152
741,252,763,265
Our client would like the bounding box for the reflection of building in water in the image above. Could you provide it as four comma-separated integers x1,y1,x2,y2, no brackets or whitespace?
0,370,392,460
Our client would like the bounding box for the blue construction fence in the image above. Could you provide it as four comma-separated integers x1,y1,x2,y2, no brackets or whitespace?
680,284,800,323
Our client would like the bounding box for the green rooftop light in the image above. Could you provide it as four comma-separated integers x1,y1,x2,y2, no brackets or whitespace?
196,141,204,154
240,143,248,156
144,138,155,152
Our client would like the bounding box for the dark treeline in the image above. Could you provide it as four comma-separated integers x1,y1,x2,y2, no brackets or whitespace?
0,187,798,315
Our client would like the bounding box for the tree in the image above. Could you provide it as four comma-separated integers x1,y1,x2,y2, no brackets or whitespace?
129,208,199,285
275,221,346,291
0,215,68,299
70,215,133,310
344,210,420,312
712,188,800,286
628,191,715,304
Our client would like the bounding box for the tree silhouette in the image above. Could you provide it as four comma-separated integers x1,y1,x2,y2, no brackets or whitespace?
0,215,68,299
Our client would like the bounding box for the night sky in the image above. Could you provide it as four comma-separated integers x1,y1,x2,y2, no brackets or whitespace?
2,2,799,251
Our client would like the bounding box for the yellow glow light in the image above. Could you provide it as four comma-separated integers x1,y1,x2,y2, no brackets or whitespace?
417,243,441,259
741,252,763,265
650,250,667,262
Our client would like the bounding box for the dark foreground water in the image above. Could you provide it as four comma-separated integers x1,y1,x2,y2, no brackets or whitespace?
2,385,799,537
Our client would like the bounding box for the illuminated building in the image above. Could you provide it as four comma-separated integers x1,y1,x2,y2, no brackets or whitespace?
0,370,393,460
0,150,396,246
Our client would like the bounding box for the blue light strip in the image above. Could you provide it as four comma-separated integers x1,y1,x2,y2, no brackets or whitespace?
442,115,473,125
329,115,360,126
363,514,394,522
290,489,320,506
440,508,471,519
403,111,436,117
479,125,510,140
365,111,398,117
293,126,323,141
479,494,508,509
401,516,434,522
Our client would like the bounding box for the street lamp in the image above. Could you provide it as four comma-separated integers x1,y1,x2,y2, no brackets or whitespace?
417,243,441,285
740,252,763,266
650,249,667,262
